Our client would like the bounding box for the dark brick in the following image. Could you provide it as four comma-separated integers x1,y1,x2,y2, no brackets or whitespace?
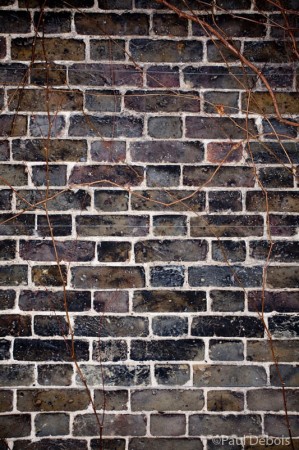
0,164,27,186
196,14,266,37
243,41,295,63
189,266,262,288
69,165,143,186
150,266,185,287
32,165,67,187
184,166,255,187
153,13,188,36
0,339,10,360
79,364,150,387
184,66,256,90
148,117,182,139
152,317,188,337
94,291,129,313
0,12,30,33
131,389,203,412
16,189,91,211
8,89,83,112
247,388,299,412
13,440,88,450
125,90,200,112
0,240,16,260
74,316,148,337
245,92,299,115
209,191,242,212
209,339,244,361
91,440,125,450
210,290,244,312
0,38,6,59
85,89,121,112
98,0,132,7
91,141,126,163
0,415,31,438
247,191,299,213
193,364,267,387
0,141,9,161
69,64,142,87
258,167,294,188
38,364,73,386
269,315,299,338
0,115,27,137
203,91,239,114
132,190,205,212
131,339,204,361
19,0,94,6
90,39,126,60
31,62,67,86
207,390,244,412
12,139,87,162
0,389,13,412
207,40,241,62
129,438,203,450
93,340,128,362
0,191,12,210
136,239,207,262
186,117,257,139
34,316,69,337
264,415,299,439
135,0,208,8
72,266,145,289
14,339,89,362
147,166,180,187
262,118,298,139
190,215,264,237
32,265,67,287
94,389,128,411
0,290,16,309
73,413,147,437
130,39,203,62
35,413,69,437
255,0,299,9
29,115,66,138
133,290,206,313
250,241,299,263
247,340,299,363
189,414,262,436
69,115,143,137
130,141,204,163
76,215,149,236
154,365,190,385
248,291,299,313
98,241,131,262
270,365,299,387
266,266,299,288
0,63,28,85
37,214,72,237
0,314,31,337
0,364,34,386
262,66,294,90
246,142,299,165
34,12,72,34
151,414,186,436
17,389,90,412
20,240,95,262
192,316,263,337
0,265,27,286
270,214,299,237
153,215,187,236
75,13,149,35
212,240,246,262
12,38,85,61
147,66,180,88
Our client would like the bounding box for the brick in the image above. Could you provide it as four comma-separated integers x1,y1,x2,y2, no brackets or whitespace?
13,440,88,450
147,66,180,88
186,117,257,139
0,115,27,137
78,364,150,387
17,389,90,412
193,364,267,387
0,240,16,260
75,316,148,337
189,266,263,288
184,66,256,90
73,413,147,436
153,13,188,36
93,340,128,362
69,115,143,137
31,63,67,86
0,38,6,59
189,414,262,436
0,140,9,161
247,142,299,165
34,316,69,337
147,166,180,187
131,389,204,411
131,190,205,212
210,290,245,312
91,440,125,450
126,90,200,112
154,364,190,385
14,339,89,361
269,315,299,338
206,40,241,62
35,413,69,437
244,41,295,63
0,290,16,309
203,91,239,114
29,115,66,138
262,118,298,139
247,191,299,213
85,90,121,112
135,239,207,262
98,241,131,262
12,139,87,162
262,66,294,90
255,0,299,9
31,265,67,287
8,89,83,112
184,166,255,187
133,290,206,313
258,167,294,188
0,364,34,386
131,339,204,361
190,215,264,237
17,189,91,211
76,215,149,236
0,339,10,360
0,415,31,438
130,39,203,62
244,92,299,115
135,0,207,8
72,266,145,289
199,14,266,37
248,291,299,313
153,215,187,236
37,214,72,237
266,266,299,288
247,340,299,363
32,165,67,186
270,365,299,387
129,438,203,450
264,415,299,437
0,265,27,286
94,389,128,411
20,240,95,262
207,390,244,411
209,191,242,212
90,40,126,60
247,389,299,412
33,12,72,33
0,190,12,211
250,241,299,263
209,339,244,361
192,316,263,337
148,117,182,139
75,13,149,35
38,364,73,386
69,64,143,87
98,0,132,7
12,38,85,61
212,240,246,262
91,141,126,162
0,12,30,33
94,291,129,313
0,390,13,412
0,164,27,186
270,215,299,237
130,141,204,163
0,63,28,85
69,165,144,186
150,414,186,436
152,317,188,336
150,266,185,287
0,314,31,337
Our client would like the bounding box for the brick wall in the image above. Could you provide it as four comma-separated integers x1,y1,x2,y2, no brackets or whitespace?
0,0,298,449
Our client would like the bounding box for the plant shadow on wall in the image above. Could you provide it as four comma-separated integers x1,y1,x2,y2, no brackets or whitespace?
0,0,298,449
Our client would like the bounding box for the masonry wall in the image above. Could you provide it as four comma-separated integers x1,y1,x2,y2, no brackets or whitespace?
0,0,298,449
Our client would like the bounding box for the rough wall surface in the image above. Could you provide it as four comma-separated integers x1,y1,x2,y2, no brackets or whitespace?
0,0,298,449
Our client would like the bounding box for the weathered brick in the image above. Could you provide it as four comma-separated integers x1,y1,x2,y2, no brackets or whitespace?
247,340,299,363
29,115,66,138
0,164,27,186
20,240,95,262
75,13,149,35
264,415,299,437
154,364,190,385
69,64,143,87
35,413,69,437
14,339,89,361
0,38,6,59
130,39,203,62
135,239,207,262
152,316,188,336
266,266,299,288
262,118,298,139
85,90,121,112
133,290,206,313
131,190,205,212
244,92,299,115
34,316,69,337
0,415,31,438
19,0,94,6
31,265,67,287
247,191,299,213
98,241,131,262
90,40,126,60
153,215,187,236
262,66,294,90
33,12,72,34
248,291,299,313
193,364,267,387
8,89,83,112
17,389,90,412
130,141,204,163
184,166,255,187
69,165,144,186
209,191,242,212
190,215,264,237
94,390,128,411
129,438,203,450
206,40,241,62
255,0,299,9
0,240,16,260
189,266,263,288
209,339,244,361
210,290,245,312
78,364,150,387
0,314,31,337
250,241,299,263
94,291,129,313
69,115,143,137
0,12,30,33
146,166,180,187
270,214,299,236
269,315,299,338
0,190,12,211
207,390,244,411
93,340,128,362
37,214,72,237
91,440,125,450
186,117,257,139
0,265,27,286
151,414,186,436
125,90,200,112
0,339,10,360
247,389,299,411
189,414,262,436
203,91,239,114
32,165,67,187
13,440,88,450
0,63,28,85
98,0,132,8
76,215,149,236
91,140,126,163
0,364,34,386
243,41,295,63
192,316,263,337
184,66,256,90
131,339,204,361
16,189,91,211
0,140,9,161
0,115,27,137
246,142,299,165
153,13,188,36
38,364,73,386
147,66,180,88
0,390,13,412
74,316,148,337
74,413,147,436
72,266,145,289
270,365,299,387
12,139,87,162
212,240,246,262
131,389,204,411
12,38,85,61
0,290,16,309
194,14,266,37
258,167,294,188
150,266,185,287
148,117,182,138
